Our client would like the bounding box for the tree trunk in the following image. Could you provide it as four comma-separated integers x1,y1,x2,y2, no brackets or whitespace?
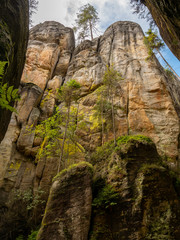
157,49,180,80
110,88,116,146
58,104,70,173
101,99,104,145
89,20,93,40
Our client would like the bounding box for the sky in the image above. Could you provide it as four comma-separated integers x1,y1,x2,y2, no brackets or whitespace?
32,0,180,76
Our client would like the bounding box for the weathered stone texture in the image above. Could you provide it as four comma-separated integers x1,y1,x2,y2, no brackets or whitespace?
0,20,180,239
90,140,180,240
0,0,29,142
70,22,180,164
21,21,75,90
144,0,180,60
37,162,93,240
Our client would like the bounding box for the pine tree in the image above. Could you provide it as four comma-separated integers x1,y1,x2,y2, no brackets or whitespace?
35,80,83,173
144,29,180,80
130,0,155,28
29,0,39,27
74,3,99,42
93,66,123,146
57,79,81,172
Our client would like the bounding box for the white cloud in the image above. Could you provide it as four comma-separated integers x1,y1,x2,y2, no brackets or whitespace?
32,0,149,32
31,0,180,75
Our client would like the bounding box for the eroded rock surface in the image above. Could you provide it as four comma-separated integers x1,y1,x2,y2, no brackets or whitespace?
143,0,180,60
21,21,74,90
69,22,180,164
37,162,93,240
0,0,29,142
89,138,180,239
0,20,180,239
37,139,180,240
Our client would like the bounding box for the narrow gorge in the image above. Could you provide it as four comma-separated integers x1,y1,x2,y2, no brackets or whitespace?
0,21,180,239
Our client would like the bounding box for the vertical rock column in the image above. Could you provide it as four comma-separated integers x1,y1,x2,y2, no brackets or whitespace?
37,162,93,240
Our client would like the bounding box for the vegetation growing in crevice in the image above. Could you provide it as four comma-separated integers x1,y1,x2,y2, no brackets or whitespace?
145,208,172,240
0,61,20,112
13,188,45,212
35,80,85,172
92,183,119,210
16,228,39,240
91,135,153,164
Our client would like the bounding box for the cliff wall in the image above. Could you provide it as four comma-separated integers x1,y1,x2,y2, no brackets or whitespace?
144,0,180,60
0,21,180,239
0,0,29,142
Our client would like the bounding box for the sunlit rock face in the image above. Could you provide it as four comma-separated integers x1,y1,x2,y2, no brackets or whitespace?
67,21,180,163
21,21,75,90
0,20,180,239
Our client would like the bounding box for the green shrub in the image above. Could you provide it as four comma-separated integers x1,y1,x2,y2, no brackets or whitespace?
16,235,24,240
92,184,119,209
91,135,153,164
27,230,39,240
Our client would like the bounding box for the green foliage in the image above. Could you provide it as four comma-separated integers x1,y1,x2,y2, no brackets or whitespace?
130,0,155,28
144,29,180,79
13,188,45,211
0,60,7,77
144,29,164,60
53,161,93,182
92,184,119,209
146,208,172,240
16,235,24,240
58,79,81,107
35,106,84,161
29,0,39,27
91,135,153,164
103,65,123,87
27,229,39,240
0,60,20,112
36,80,84,171
93,66,124,145
74,3,99,41
164,68,176,79
91,140,115,164
16,229,39,240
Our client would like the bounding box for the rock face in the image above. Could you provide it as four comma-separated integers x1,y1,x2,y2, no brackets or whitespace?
38,138,180,240
37,162,93,240
89,138,180,239
21,21,74,90
68,22,180,164
0,20,180,239
0,0,29,142
143,0,180,60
